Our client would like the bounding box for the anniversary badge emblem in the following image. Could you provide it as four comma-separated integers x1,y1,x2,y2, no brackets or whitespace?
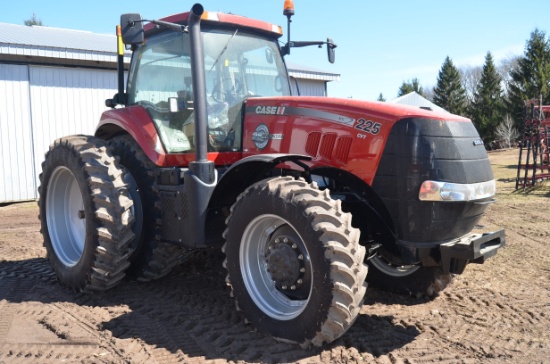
252,124,283,150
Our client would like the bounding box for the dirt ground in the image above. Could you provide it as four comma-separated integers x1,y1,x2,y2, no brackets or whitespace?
0,148,549,364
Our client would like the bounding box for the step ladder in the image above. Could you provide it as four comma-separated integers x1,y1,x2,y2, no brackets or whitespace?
515,98,550,189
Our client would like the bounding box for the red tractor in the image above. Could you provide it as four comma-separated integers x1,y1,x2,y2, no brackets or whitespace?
38,2,505,347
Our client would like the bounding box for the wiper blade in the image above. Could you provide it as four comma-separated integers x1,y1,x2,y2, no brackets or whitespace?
210,28,239,71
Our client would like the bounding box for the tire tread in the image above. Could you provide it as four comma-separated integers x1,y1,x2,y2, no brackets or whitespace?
38,135,134,292
224,176,368,348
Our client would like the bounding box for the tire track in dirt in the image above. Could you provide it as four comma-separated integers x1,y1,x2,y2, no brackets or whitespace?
0,278,25,343
1,253,549,363
97,265,318,363
3,251,544,364
386,284,549,363
0,251,316,363
0,258,136,363
444,288,549,357
0,259,56,284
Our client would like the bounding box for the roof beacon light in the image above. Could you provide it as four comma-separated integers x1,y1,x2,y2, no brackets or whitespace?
283,0,295,17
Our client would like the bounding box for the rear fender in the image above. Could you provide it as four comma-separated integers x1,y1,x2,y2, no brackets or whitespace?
96,106,166,165
205,154,311,246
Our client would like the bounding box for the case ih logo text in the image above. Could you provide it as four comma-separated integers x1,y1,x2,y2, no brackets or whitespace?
255,106,286,115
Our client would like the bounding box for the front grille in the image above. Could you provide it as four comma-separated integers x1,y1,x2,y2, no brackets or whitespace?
372,117,493,242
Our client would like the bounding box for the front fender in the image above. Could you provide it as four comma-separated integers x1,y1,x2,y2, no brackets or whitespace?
214,153,311,207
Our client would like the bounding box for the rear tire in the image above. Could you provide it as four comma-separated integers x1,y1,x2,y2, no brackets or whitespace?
107,135,181,281
38,135,134,291
223,177,368,347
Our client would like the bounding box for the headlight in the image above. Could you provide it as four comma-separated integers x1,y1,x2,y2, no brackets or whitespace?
419,180,496,202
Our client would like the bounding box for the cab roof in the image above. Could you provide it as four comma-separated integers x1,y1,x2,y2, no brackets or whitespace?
144,11,284,38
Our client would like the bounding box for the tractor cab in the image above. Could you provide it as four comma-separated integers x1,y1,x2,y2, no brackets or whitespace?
106,3,335,160
125,21,291,154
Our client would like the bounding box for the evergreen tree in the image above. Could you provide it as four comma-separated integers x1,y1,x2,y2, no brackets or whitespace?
433,56,467,115
507,28,550,126
377,93,386,102
24,13,43,26
470,52,505,143
397,78,423,97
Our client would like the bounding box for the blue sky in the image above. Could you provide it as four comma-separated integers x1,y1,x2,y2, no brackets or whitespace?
2,1,549,100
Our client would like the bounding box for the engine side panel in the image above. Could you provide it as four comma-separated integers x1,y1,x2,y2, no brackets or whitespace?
242,97,396,184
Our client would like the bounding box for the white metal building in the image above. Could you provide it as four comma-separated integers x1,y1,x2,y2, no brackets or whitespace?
388,91,450,114
0,22,340,203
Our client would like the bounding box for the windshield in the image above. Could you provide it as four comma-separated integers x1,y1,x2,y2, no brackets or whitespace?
127,28,290,153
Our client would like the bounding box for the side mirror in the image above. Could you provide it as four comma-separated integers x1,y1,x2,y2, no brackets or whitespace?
120,13,144,45
327,38,336,64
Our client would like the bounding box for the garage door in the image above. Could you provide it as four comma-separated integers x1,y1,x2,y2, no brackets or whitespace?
0,64,35,203
29,66,118,194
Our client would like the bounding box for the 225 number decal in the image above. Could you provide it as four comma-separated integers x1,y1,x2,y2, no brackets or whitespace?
355,119,381,135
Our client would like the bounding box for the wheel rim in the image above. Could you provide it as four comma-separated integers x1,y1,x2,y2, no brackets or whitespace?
240,214,312,321
370,254,420,277
46,166,86,267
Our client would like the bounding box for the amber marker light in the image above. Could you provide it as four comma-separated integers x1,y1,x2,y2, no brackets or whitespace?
116,25,124,56
201,11,220,21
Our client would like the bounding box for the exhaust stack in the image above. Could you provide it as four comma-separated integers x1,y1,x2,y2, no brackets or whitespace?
188,3,211,172
181,3,217,248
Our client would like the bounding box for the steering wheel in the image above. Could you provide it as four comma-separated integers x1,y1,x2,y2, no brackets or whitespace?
137,100,158,109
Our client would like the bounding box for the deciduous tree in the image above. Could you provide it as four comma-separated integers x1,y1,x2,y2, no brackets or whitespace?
495,115,520,148
499,55,520,97
460,65,482,105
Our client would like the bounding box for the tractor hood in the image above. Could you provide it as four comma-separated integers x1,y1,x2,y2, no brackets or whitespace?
242,96,471,184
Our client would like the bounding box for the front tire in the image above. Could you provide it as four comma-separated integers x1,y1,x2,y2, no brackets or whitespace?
368,253,453,297
38,135,134,291
223,177,368,347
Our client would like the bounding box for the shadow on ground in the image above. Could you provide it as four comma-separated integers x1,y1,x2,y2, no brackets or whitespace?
0,256,419,362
